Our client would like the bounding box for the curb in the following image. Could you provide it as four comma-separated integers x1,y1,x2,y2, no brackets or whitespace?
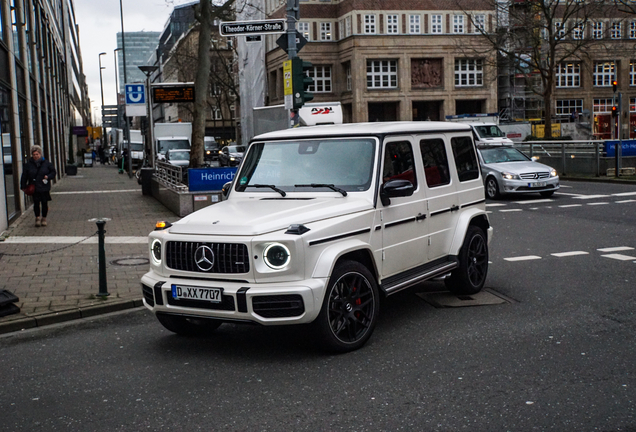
0,298,145,335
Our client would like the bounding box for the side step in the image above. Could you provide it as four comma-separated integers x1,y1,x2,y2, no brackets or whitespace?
381,259,459,295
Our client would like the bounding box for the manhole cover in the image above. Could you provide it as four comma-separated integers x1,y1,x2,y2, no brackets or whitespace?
416,289,511,308
110,257,149,266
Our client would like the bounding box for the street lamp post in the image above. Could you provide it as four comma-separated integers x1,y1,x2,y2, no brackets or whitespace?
114,48,122,96
119,0,132,177
98,52,107,151
138,65,159,169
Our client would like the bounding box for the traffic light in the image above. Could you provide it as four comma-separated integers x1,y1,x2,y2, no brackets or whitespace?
612,105,618,117
291,57,314,109
613,80,618,93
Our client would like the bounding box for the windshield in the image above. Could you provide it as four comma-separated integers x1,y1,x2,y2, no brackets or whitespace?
169,151,190,160
205,142,219,150
236,138,376,193
158,139,190,154
227,146,246,153
479,147,530,164
474,125,506,138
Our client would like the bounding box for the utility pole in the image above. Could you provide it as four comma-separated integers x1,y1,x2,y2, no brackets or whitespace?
286,0,299,127
119,0,132,178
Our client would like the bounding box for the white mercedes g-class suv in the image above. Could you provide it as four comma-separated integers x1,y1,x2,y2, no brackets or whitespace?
142,122,492,352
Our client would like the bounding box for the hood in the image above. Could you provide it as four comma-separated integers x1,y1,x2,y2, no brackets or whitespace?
169,160,190,167
169,196,373,236
485,160,554,174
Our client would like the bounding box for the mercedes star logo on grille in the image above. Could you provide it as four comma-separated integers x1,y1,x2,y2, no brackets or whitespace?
194,245,215,271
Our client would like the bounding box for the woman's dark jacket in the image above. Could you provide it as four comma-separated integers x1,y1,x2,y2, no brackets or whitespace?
20,157,56,193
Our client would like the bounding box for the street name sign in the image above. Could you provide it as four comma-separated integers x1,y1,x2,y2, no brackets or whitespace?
219,19,286,37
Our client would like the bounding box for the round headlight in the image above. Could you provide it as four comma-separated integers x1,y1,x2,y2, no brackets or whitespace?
151,239,162,264
263,243,291,269
550,169,558,177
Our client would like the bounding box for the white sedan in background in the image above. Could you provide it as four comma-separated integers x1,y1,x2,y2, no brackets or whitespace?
477,145,559,199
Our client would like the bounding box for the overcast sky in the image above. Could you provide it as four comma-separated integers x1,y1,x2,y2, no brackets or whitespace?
74,0,193,111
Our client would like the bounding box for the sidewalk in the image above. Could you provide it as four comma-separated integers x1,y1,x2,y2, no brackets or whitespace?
0,163,177,334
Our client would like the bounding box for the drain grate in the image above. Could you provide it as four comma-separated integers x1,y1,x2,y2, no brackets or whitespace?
110,257,150,266
416,288,512,308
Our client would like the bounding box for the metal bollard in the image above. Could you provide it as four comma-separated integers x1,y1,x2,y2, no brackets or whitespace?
95,220,110,297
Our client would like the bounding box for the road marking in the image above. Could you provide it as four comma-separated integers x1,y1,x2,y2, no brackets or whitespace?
52,189,140,195
551,251,589,257
572,195,611,199
612,192,636,196
559,204,582,208
587,202,610,206
504,255,542,262
513,199,554,205
598,246,635,252
485,203,507,207
500,209,522,212
616,199,636,203
601,253,636,261
2,236,148,244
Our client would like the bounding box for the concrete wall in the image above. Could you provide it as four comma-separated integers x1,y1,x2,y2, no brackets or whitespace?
150,178,222,217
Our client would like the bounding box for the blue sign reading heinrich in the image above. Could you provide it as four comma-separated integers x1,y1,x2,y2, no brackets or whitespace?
188,167,237,192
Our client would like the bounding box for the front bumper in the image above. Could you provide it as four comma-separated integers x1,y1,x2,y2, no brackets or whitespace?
500,177,560,194
141,270,327,325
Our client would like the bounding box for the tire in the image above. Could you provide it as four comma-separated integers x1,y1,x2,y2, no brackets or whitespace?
540,191,555,197
312,261,380,353
485,176,500,200
156,313,222,336
445,226,489,295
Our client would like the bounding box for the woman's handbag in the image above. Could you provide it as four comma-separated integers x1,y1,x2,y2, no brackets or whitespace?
24,184,35,196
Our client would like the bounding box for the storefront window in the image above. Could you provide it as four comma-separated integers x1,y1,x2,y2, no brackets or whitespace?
0,84,16,219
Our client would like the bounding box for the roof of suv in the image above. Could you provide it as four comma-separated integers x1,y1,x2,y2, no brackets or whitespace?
252,121,472,141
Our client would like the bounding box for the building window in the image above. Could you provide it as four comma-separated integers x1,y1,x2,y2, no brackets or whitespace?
593,98,613,113
474,15,485,33
556,99,583,116
309,66,332,93
454,59,483,87
611,22,622,39
630,22,636,39
556,62,580,87
409,15,421,34
431,15,442,34
212,108,222,120
593,21,603,39
593,62,615,87
630,61,636,86
345,16,352,37
320,22,332,40
297,21,310,40
573,22,584,40
210,83,221,96
346,64,352,91
364,14,376,34
367,60,398,89
387,15,399,34
453,15,464,34
554,21,565,39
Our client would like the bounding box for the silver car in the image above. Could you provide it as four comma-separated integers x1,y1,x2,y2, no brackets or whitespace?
477,146,559,199
165,149,190,168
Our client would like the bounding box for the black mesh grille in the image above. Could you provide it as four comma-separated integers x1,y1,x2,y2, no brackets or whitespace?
166,241,249,274
141,284,154,306
252,295,305,318
167,294,236,311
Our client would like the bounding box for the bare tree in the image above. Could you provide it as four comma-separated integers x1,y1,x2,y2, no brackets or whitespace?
461,0,605,138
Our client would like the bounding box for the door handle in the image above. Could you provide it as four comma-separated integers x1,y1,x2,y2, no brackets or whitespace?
416,213,426,221
450,205,459,212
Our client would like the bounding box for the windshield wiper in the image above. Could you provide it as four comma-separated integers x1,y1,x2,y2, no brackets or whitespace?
295,184,347,197
251,184,286,197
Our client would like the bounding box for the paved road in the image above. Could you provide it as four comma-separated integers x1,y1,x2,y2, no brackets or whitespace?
1,181,635,431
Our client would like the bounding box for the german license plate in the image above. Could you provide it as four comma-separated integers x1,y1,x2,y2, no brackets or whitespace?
530,181,547,188
172,284,222,303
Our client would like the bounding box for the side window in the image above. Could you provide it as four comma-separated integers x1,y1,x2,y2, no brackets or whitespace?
382,141,417,188
419,138,451,187
451,136,480,182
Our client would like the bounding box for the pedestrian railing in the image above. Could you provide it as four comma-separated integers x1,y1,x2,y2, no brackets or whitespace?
154,161,188,192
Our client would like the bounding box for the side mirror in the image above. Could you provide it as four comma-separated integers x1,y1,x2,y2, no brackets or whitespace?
380,179,414,206
221,181,232,199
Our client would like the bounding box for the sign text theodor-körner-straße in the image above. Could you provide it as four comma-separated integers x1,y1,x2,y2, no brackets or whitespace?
219,19,286,37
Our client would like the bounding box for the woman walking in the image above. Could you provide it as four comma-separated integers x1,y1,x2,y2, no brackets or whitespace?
20,145,56,227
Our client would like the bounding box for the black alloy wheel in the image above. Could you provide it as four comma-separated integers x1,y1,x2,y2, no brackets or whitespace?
445,226,489,295
313,261,379,353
